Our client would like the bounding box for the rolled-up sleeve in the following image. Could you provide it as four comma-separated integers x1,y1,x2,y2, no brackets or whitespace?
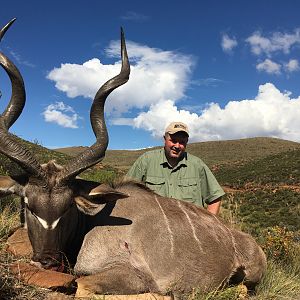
200,165,225,204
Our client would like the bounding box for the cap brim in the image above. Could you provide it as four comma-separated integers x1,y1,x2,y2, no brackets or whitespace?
167,130,189,136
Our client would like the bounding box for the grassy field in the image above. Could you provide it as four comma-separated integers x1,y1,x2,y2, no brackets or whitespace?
0,137,299,299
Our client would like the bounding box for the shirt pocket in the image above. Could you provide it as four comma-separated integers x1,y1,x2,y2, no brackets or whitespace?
177,178,199,203
145,176,166,196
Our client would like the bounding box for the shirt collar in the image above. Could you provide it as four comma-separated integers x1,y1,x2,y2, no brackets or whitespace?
159,148,188,168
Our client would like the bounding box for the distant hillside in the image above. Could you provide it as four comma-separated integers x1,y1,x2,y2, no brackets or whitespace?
216,148,300,188
56,137,300,172
0,137,70,176
55,146,87,157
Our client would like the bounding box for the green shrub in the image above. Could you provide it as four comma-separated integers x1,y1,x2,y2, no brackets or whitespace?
216,149,300,188
260,226,300,265
222,189,300,234
80,166,119,184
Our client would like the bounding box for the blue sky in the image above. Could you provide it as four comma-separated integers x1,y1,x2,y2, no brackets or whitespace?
1,0,300,150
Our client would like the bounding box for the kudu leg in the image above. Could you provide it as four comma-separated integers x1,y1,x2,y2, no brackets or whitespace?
75,263,160,297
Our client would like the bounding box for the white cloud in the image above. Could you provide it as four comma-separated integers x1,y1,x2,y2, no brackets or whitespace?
42,101,80,128
46,38,300,143
47,41,194,116
221,34,238,53
256,59,281,74
47,58,118,99
121,11,149,21
284,59,300,72
9,49,35,68
129,83,300,143
193,78,224,87
110,118,134,126
246,29,300,56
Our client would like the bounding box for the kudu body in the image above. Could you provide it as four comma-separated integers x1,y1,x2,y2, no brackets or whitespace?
0,19,266,298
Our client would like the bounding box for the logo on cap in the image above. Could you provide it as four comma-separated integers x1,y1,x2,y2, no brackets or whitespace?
174,124,186,129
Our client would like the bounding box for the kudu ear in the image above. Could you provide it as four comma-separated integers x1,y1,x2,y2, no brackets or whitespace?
89,184,128,199
0,175,24,197
74,184,128,216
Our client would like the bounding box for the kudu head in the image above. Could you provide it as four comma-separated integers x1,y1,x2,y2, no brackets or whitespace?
0,19,130,270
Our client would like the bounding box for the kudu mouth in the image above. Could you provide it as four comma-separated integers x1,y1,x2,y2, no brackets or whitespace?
31,252,66,272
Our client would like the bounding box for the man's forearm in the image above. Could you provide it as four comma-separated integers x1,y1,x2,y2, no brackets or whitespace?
207,198,222,215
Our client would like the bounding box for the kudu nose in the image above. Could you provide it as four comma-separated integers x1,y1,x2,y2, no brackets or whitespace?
32,252,64,271
40,257,57,268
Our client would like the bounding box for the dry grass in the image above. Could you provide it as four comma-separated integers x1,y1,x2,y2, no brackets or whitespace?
0,200,20,247
0,200,50,299
253,260,300,300
0,254,49,300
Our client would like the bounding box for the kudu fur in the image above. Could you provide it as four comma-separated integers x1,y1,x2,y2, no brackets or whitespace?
0,19,267,298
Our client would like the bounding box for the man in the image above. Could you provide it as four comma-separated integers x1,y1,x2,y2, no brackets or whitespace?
126,122,224,215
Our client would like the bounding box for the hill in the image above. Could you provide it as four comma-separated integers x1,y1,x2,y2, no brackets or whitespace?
0,137,70,176
56,137,300,172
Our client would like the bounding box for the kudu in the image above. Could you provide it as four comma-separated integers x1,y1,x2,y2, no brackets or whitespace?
0,19,267,298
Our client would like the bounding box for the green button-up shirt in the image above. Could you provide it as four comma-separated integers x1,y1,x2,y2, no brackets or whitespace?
126,149,225,208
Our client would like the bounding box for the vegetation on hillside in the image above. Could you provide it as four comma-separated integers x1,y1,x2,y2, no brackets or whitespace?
56,137,300,171
0,136,69,177
216,148,300,188
213,148,300,236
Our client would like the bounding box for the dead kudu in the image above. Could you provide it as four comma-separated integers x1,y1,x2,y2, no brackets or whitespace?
0,19,266,298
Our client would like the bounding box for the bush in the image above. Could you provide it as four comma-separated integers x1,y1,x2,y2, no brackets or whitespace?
260,226,300,266
221,189,300,235
80,166,119,183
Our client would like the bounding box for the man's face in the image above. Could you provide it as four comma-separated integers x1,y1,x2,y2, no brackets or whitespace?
164,132,188,160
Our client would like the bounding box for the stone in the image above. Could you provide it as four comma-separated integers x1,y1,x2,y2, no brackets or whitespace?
10,262,75,290
44,291,75,300
6,227,32,257
77,291,171,300
76,276,171,299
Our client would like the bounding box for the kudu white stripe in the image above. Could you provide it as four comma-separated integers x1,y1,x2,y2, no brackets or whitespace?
34,214,61,230
154,195,175,255
177,201,203,251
